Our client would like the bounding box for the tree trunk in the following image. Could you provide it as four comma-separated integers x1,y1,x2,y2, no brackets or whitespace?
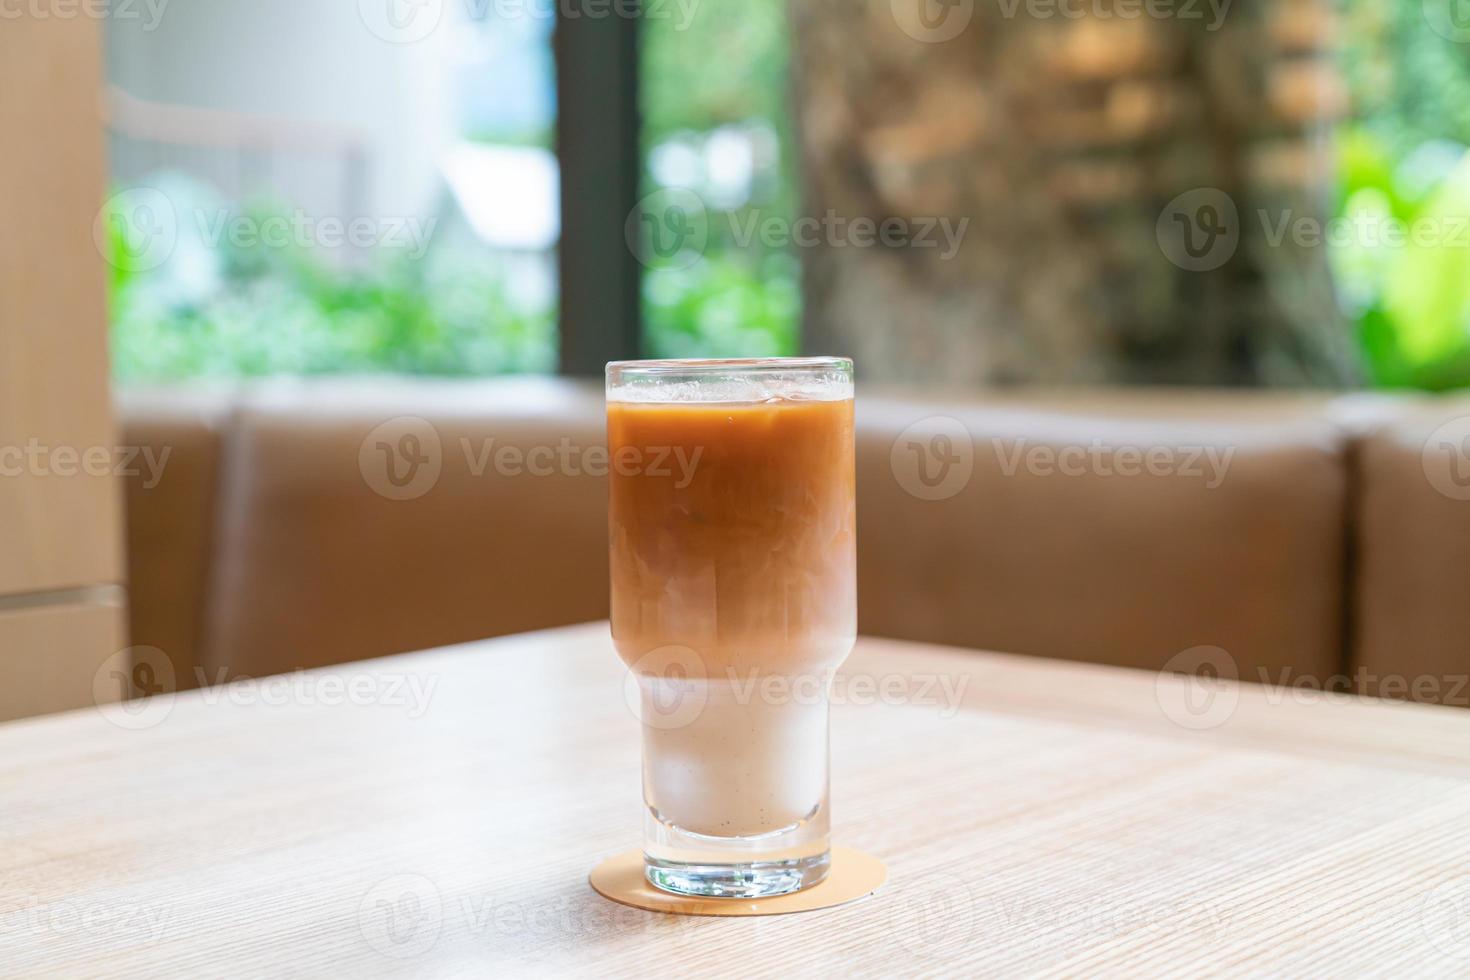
789,0,1359,386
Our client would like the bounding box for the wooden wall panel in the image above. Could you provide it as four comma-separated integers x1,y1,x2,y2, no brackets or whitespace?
0,600,127,722
0,13,126,595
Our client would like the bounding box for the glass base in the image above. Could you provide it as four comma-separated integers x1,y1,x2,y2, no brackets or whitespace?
644,851,830,899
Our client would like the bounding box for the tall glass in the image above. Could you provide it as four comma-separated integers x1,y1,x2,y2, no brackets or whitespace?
606,357,856,899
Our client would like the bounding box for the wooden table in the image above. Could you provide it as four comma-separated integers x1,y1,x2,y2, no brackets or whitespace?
5,623,1470,977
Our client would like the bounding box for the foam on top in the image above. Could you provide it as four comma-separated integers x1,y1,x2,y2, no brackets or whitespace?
606,358,853,404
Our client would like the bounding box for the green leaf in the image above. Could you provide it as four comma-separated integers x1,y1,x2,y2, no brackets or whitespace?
1381,151,1470,365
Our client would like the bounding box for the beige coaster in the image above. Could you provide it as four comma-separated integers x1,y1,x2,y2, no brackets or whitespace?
588,846,886,917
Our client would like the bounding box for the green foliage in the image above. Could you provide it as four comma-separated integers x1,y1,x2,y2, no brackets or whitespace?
1334,1,1470,390
644,251,799,359
105,186,554,381
639,0,800,359
640,0,790,147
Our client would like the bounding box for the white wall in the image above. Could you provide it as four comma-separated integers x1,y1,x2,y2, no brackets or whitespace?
106,0,457,220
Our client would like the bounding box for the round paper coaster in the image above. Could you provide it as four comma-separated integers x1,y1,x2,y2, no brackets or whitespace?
588,846,887,917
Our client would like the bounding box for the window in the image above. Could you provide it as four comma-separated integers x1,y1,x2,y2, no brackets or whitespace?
639,0,799,358
102,2,558,379
1334,0,1470,389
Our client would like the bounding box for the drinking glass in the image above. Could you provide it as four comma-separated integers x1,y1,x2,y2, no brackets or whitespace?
606,357,856,899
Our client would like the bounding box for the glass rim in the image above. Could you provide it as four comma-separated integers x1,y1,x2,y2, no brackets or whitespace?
606,356,851,376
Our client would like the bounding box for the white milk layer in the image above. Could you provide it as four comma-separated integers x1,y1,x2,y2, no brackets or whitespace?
641,677,829,839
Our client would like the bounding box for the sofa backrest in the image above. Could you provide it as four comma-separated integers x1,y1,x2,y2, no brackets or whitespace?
1352,396,1470,706
117,379,1467,705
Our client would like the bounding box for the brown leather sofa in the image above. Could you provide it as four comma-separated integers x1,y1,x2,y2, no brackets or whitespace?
117,379,1470,706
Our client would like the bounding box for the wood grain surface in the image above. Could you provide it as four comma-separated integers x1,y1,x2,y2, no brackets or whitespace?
0,13,126,596
3,623,1469,977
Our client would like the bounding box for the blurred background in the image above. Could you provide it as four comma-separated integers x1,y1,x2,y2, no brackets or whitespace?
99,0,1470,390
8,0,1470,722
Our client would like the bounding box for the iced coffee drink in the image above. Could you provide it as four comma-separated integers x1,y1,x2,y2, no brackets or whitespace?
607,357,856,898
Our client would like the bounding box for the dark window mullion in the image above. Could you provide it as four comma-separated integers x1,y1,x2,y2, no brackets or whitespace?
554,2,642,375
